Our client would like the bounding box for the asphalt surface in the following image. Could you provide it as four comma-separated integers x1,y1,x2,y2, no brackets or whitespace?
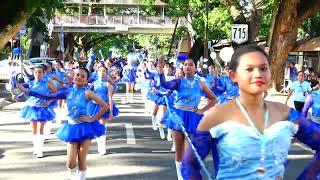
0,93,315,180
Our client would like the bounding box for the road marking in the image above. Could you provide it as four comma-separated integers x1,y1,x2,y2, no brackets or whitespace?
287,154,314,159
151,150,173,153
125,123,136,145
293,142,315,153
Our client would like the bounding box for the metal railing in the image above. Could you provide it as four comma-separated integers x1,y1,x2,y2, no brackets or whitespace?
63,0,166,6
53,14,184,26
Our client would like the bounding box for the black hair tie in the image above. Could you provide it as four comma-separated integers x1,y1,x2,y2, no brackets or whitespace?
15,73,25,83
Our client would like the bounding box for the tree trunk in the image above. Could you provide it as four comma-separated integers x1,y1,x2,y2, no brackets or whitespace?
267,0,280,47
247,0,263,43
0,10,35,49
28,26,44,58
269,0,300,90
220,0,263,44
64,33,76,61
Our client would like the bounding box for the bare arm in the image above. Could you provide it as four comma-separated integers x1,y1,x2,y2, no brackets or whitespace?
198,81,217,114
107,76,116,88
302,94,313,118
48,80,59,92
79,90,109,122
285,90,293,104
107,83,114,120
197,105,222,131
52,74,64,85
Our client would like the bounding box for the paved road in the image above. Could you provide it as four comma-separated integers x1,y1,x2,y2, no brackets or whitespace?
0,93,315,180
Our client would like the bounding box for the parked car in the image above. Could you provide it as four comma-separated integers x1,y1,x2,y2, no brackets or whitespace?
25,57,57,66
0,60,23,82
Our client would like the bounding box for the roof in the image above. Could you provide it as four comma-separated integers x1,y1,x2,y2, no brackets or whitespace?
64,0,168,7
293,37,320,52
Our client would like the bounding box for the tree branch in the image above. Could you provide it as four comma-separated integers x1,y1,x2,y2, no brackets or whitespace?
297,0,320,25
84,34,115,51
219,0,243,22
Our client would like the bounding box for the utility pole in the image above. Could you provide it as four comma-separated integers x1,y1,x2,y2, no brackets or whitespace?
204,0,209,59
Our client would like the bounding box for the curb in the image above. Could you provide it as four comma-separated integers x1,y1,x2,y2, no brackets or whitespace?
0,98,12,109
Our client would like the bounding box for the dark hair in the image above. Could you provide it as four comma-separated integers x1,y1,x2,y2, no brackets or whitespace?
107,59,114,64
46,62,52,68
79,67,90,80
33,65,45,73
185,58,197,67
297,71,304,76
56,61,64,69
98,65,108,72
229,44,268,71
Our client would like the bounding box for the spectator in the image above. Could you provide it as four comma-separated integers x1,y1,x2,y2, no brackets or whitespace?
286,71,312,112
289,62,297,82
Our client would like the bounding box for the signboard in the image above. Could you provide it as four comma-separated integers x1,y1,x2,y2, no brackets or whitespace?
231,24,248,44
20,25,26,35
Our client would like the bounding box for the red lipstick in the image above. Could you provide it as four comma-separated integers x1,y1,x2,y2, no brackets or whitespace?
254,80,265,86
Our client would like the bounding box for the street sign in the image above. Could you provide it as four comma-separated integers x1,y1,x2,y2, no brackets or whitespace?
19,25,26,35
231,24,248,44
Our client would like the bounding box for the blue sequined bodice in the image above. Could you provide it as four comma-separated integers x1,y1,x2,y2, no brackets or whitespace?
90,71,98,82
210,121,298,179
205,74,217,88
66,85,89,119
158,75,175,93
27,80,49,106
219,76,239,96
44,72,53,82
93,79,109,102
123,65,135,77
175,77,201,107
54,70,64,85
311,91,320,118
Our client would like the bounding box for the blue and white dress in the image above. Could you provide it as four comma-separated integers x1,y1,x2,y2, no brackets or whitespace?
88,79,119,119
302,90,320,122
216,75,239,104
159,74,203,133
181,108,320,179
122,64,136,83
28,85,106,143
205,73,220,96
21,79,56,122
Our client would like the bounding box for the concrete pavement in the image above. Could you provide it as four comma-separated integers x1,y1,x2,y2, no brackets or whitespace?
0,93,314,179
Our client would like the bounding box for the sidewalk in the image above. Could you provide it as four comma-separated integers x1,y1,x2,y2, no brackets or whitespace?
265,93,294,108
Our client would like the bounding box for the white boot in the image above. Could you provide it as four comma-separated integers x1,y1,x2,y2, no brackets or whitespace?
78,170,86,180
69,167,78,180
129,93,134,103
159,125,165,139
44,121,52,138
121,97,126,104
175,161,183,180
171,142,176,152
144,102,148,115
167,129,173,141
126,93,130,103
32,135,37,155
97,135,106,155
151,115,158,130
36,134,44,158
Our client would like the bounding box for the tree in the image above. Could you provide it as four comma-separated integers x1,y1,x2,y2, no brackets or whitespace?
269,0,320,90
219,0,265,43
300,11,320,38
0,0,39,50
0,0,63,50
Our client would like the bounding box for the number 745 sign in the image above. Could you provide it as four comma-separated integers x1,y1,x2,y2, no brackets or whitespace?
232,24,248,44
